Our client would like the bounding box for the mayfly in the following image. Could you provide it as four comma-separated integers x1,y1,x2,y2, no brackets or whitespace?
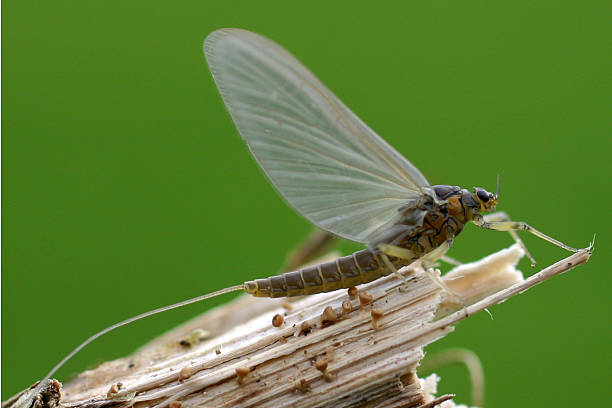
30,28,583,394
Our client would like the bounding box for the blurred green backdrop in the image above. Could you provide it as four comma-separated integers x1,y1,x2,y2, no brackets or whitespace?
2,1,610,406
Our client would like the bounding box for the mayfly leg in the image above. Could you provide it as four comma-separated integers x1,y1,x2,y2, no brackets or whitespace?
376,243,415,284
474,212,580,266
482,211,536,266
378,241,467,311
439,254,462,266
417,239,468,311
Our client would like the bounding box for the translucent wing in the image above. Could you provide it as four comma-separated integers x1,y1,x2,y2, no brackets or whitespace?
204,29,431,244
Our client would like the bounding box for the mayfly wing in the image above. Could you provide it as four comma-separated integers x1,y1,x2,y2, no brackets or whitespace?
204,29,432,244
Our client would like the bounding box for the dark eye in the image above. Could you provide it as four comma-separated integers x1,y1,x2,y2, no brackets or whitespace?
477,190,489,202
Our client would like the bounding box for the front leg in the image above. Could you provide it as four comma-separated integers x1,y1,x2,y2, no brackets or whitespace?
473,213,580,267
482,211,536,266
440,255,462,266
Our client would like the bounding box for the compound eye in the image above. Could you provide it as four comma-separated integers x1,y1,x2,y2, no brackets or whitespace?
477,189,489,202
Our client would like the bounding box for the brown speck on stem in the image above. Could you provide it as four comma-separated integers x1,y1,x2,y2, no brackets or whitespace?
347,286,358,299
341,300,352,314
272,313,284,327
215,348,221,355
299,321,311,336
236,366,250,384
293,378,310,393
314,359,328,372
106,384,119,398
179,366,191,382
321,306,337,324
325,346,335,362
282,301,292,310
359,292,373,309
168,402,182,408
371,308,384,330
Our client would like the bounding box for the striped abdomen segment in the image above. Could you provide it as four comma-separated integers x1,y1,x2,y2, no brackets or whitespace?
244,249,390,298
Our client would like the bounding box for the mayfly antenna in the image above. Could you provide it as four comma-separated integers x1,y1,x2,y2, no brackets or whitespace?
496,172,503,197
31,284,243,397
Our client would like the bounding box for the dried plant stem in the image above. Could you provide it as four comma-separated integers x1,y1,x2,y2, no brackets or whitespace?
6,245,591,408
439,248,591,326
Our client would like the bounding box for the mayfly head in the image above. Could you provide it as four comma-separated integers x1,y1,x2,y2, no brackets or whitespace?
473,187,498,213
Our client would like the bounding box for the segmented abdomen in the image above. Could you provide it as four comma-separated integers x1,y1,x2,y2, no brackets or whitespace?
244,249,390,298
243,199,470,298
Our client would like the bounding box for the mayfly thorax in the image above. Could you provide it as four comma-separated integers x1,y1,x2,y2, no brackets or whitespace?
27,28,586,393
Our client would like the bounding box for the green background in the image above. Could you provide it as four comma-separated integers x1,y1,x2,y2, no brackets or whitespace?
3,1,610,406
